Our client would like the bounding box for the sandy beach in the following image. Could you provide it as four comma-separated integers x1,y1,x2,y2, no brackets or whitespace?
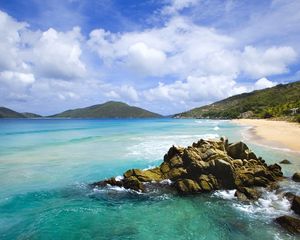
233,119,300,152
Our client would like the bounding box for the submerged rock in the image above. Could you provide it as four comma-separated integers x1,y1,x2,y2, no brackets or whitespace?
292,196,300,216
292,172,300,182
279,159,291,164
91,138,283,194
275,215,300,234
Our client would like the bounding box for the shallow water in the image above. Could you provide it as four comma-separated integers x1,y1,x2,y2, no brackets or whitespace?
0,119,299,239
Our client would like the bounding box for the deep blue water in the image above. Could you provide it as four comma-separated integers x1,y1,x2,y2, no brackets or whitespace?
0,119,299,239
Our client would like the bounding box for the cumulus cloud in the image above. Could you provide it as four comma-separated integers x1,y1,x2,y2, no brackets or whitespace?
254,77,277,90
242,46,297,78
144,75,247,103
31,27,86,80
127,42,167,76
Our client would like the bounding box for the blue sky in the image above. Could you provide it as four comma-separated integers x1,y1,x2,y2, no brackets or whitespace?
0,0,299,115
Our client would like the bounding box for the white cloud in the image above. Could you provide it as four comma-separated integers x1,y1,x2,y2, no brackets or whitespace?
105,85,139,102
0,11,28,72
254,77,277,90
0,71,35,86
161,0,198,15
127,42,167,76
31,27,86,79
144,75,247,103
242,46,297,78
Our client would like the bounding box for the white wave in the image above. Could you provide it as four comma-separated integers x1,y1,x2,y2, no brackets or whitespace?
160,179,172,185
126,133,219,161
93,185,143,194
195,120,202,124
213,126,220,131
213,190,236,200
115,175,124,181
233,190,292,220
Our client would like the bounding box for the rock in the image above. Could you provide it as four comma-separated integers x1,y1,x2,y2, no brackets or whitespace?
292,196,300,215
279,159,291,164
283,192,296,202
227,141,249,159
212,159,236,189
198,175,214,192
123,176,144,192
175,179,201,194
235,186,261,200
292,172,300,182
166,167,187,180
275,215,300,234
91,138,283,195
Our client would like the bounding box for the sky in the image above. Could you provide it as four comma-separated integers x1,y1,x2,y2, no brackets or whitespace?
0,0,299,115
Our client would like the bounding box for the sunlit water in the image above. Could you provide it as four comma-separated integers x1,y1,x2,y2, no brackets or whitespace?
0,119,299,240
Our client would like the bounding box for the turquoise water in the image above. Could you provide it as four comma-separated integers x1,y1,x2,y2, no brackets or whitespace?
0,119,299,240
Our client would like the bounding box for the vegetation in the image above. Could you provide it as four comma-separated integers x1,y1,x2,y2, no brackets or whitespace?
175,81,300,122
51,101,162,118
0,107,26,118
0,107,41,118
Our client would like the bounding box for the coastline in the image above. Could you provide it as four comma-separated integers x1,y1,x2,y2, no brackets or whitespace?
232,119,300,152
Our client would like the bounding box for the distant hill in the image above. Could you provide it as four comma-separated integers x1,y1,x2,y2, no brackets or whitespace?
0,107,42,118
22,112,42,118
0,107,26,118
51,101,162,118
175,81,300,122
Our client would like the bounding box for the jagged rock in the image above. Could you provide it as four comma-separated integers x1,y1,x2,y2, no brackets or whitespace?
227,141,257,160
235,187,261,201
175,179,201,194
292,172,300,182
123,176,144,192
275,215,300,234
91,138,283,194
292,196,300,215
279,159,291,164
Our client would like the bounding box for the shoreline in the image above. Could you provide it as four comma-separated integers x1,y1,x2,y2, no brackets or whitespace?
232,119,300,152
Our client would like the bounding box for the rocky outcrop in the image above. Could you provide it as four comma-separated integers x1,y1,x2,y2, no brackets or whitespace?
292,172,300,182
92,138,283,195
275,215,300,234
279,159,291,164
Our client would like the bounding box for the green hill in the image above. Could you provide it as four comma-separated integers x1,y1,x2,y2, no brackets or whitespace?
0,107,26,118
51,101,162,118
0,107,42,118
175,81,300,122
22,112,42,118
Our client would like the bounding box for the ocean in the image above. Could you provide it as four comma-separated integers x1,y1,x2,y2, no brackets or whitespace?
0,119,299,239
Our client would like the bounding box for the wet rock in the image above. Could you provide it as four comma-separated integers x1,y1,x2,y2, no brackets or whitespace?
279,159,291,164
175,179,201,194
292,172,300,182
275,215,300,234
283,192,296,202
292,196,300,215
235,186,261,201
123,176,144,192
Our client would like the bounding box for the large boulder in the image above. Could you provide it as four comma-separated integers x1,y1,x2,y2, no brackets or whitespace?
227,141,257,160
275,215,300,234
292,172,300,182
